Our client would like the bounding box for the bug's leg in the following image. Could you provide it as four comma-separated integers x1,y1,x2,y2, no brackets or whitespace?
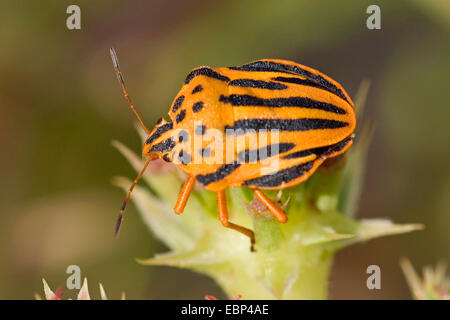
253,189,288,223
115,157,152,237
174,176,197,214
216,190,255,251
110,47,150,134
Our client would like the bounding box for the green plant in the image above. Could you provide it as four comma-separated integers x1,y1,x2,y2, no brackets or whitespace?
36,278,124,300
400,258,449,300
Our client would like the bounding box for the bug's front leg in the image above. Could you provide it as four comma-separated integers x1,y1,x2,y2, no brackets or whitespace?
253,189,288,223
216,190,255,251
174,176,197,214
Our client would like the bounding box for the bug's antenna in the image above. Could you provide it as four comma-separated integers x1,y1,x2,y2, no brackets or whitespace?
110,47,150,134
115,157,152,237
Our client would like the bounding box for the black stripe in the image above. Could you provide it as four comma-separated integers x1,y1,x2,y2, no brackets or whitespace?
237,143,295,163
172,95,185,113
176,109,186,123
283,136,352,159
225,119,348,134
229,79,288,90
149,138,175,153
146,123,173,144
272,76,341,97
219,94,346,114
185,67,230,84
196,162,241,186
192,84,203,94
192,101,204,113
229,61,348,102
281,149,316,160
242,161,314,187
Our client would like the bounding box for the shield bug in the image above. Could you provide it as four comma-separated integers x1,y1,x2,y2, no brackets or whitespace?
110,48,356,249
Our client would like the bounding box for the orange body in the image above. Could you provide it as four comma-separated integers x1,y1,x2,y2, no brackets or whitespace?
143,59,355,191
112,52,356,249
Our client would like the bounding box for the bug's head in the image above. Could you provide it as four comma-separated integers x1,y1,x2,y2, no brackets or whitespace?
142,117,175,162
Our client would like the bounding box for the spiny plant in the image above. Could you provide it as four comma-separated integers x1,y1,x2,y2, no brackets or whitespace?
36,278,125,300
400,258,449,300
113,82,422,299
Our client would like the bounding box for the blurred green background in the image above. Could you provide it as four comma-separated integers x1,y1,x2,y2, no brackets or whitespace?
0,0,448,299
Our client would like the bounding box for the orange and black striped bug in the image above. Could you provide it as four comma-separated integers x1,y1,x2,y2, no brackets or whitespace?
110,48,356,250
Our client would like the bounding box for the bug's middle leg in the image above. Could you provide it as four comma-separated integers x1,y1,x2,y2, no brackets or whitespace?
216,190,255,251
253,189,288,223
174,176,196,214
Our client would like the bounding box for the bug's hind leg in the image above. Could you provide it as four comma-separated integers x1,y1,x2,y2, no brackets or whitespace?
216,190,255,251
253,189,288,223
174,176,197,214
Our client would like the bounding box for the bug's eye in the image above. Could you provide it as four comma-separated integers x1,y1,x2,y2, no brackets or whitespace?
162,154,170,162
156,118,163,125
